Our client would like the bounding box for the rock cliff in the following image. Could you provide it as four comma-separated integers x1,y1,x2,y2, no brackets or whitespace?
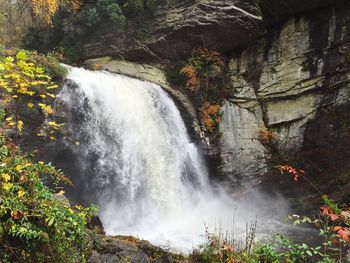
82,0,344,63
80,0,350,195
221,1,350,187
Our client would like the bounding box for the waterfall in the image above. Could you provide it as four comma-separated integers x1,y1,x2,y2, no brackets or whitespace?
57,67,288,251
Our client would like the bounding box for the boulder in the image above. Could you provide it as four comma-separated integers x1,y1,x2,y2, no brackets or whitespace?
87,234,186,263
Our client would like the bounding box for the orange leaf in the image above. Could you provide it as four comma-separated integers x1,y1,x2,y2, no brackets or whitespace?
334,226,343,231
338,228,350,243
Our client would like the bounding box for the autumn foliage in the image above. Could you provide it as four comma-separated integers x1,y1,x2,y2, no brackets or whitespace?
31,0,83,24
258,127,275,145
321,195,350,244
277,164,350,248
276,164,305,182
199,102,221,133
31,0,59,24
181,65,199,92
181,48,224,134
0,50,64,140
181,48,224,94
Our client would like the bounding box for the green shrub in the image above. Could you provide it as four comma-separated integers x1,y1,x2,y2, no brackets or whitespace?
0,133,95,262
0,50,94,262
253,243,280,263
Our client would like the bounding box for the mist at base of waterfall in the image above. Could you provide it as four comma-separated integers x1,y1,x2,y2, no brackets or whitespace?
101,185,290,252
59,67,291,253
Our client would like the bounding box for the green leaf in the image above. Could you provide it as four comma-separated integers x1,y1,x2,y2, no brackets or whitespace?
4,56,14,63
47,217,55,226
0,145,8,156
36,67,44,74
16,50,27,61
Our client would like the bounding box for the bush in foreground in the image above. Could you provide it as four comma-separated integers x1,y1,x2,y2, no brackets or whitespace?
0,130,96,262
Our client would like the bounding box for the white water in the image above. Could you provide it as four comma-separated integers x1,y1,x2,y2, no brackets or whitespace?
59,67,289,252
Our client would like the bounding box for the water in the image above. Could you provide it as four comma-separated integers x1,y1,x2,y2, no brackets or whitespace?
58,67,290,252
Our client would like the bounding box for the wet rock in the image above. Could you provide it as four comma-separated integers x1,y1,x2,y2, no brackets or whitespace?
221,1,350,184
219,101,268,184
53,193,71,207
87,233,186,263
87,215,105,235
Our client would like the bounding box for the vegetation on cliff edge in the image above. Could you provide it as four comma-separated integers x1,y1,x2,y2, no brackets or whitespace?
0,50,95,262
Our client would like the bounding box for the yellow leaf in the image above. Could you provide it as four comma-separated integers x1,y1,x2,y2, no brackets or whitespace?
38,103,54,114
3,182,13,191
39,94,46,98
46,84,59,90
27,103,34,108
73,221,78,226
17,120,24,132
18,189,25,198
48,121,57,126
38,161,44,165
2,173,11,182
5,117,12,122
15,164,23,172
46,93,55,98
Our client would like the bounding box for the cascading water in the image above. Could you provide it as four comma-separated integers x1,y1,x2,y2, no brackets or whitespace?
57,67,290,251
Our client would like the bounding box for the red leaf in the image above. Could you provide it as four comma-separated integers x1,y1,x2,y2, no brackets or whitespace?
299,169,305,174
332,239,340,245
289,168,297,175
320,206,330,216
11,210,24,220
330,214,339,221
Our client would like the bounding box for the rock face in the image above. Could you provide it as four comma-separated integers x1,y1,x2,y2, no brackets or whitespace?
83,0,265,62
219,101,268,185
220,1,350,184
82,0,344,63
259,0,344,24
